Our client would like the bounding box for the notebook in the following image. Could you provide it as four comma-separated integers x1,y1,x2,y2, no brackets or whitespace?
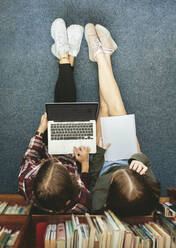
46,102,98,155
100,114,138,161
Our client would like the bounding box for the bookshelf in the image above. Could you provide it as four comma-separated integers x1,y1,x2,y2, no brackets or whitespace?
0,194,175,248
0,194,30,248
0,215,30,248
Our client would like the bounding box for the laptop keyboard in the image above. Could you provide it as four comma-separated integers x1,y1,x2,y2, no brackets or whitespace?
51,122,94,140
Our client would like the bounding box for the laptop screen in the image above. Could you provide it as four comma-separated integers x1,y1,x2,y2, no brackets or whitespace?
46,102,99,121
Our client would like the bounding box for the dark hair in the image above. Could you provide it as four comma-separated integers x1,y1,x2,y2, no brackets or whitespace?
33,159,80,212
106,168,160,217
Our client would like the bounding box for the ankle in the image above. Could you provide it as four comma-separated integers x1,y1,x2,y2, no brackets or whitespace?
94,48,104,62
59,58,70,64
95,51,106,62
59,53,70,64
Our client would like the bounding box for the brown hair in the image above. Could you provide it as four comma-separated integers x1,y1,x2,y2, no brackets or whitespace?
33,159,80,212
106,168,160,217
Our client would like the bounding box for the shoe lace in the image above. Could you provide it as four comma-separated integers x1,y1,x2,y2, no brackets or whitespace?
90,36,102,49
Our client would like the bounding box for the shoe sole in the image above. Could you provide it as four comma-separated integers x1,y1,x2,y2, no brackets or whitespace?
67,25,84,56
85,23,97,62
95,24,117,52
51,18,66,40
67,25,84,41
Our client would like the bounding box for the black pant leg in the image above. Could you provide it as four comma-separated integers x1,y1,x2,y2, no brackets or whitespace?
54,64,76,102
44,64,76,145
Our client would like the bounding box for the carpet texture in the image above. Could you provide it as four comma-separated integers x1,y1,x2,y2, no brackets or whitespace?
0,0,176,195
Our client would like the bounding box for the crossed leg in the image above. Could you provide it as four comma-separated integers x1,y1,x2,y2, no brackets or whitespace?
96,53,141,152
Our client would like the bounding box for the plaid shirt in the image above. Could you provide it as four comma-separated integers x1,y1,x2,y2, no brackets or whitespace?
18,135,91,213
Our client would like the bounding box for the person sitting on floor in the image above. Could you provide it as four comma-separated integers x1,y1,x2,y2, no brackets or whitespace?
85,23,160,217
18,18,91,214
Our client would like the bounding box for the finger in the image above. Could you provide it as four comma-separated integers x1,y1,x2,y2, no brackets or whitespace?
140,167,148,175
129,160,136,169
130,161,138,171
78,146,83,151
104,143,111,150
84,147,90,154
81,146,87,153
136,164,143,173
73,146,77,152
84,146,90,151
73,147,77,156
81,146,87,151
73,147,79,156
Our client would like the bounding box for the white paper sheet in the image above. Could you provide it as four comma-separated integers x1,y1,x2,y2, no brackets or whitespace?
100,114,138,161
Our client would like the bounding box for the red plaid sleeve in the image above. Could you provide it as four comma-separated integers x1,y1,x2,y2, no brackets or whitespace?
71,175,91,213
18,136,50,203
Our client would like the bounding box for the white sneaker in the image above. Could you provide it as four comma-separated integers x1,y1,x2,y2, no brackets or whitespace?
51,18,69,58
51,43,59,59
67,25,84,57
85,23,103,62
95,24,117,55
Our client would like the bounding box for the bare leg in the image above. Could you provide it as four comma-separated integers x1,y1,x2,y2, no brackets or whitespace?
96,53,127,116
96,53,141,152
96,93,109,144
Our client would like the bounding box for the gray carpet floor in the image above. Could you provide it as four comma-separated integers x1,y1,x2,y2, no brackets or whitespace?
0,0,176,195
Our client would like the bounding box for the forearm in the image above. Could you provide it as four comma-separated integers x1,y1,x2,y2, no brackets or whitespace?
80,161,90,188
24,135,47,161
89,146,105,175
89,146,105,191
81,161,89,173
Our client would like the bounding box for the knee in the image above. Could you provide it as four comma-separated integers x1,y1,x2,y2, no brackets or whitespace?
108,103,126,116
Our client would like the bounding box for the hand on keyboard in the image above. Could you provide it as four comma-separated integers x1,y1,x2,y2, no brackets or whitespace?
73,146,90,173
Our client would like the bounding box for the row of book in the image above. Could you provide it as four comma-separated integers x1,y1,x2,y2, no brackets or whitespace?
0,226,20,247
0,202,31,215
36,210,176,248
160,201,176,217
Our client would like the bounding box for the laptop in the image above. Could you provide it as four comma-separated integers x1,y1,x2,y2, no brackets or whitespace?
46,102,99,155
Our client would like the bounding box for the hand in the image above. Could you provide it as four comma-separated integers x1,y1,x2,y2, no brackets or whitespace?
73,146,90,172
73,146,90,163
98,137,111,150
37,113,48,133
129,160,148,175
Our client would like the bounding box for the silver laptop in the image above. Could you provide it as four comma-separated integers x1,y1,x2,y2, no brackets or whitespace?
46,102,99,155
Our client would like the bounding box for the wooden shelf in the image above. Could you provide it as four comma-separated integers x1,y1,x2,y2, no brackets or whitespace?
0,194,30,247
0,215,30,248
0,194,27,205
0,194,175,247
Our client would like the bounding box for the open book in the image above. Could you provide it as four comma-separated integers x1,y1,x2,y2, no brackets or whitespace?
100,114,138,161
